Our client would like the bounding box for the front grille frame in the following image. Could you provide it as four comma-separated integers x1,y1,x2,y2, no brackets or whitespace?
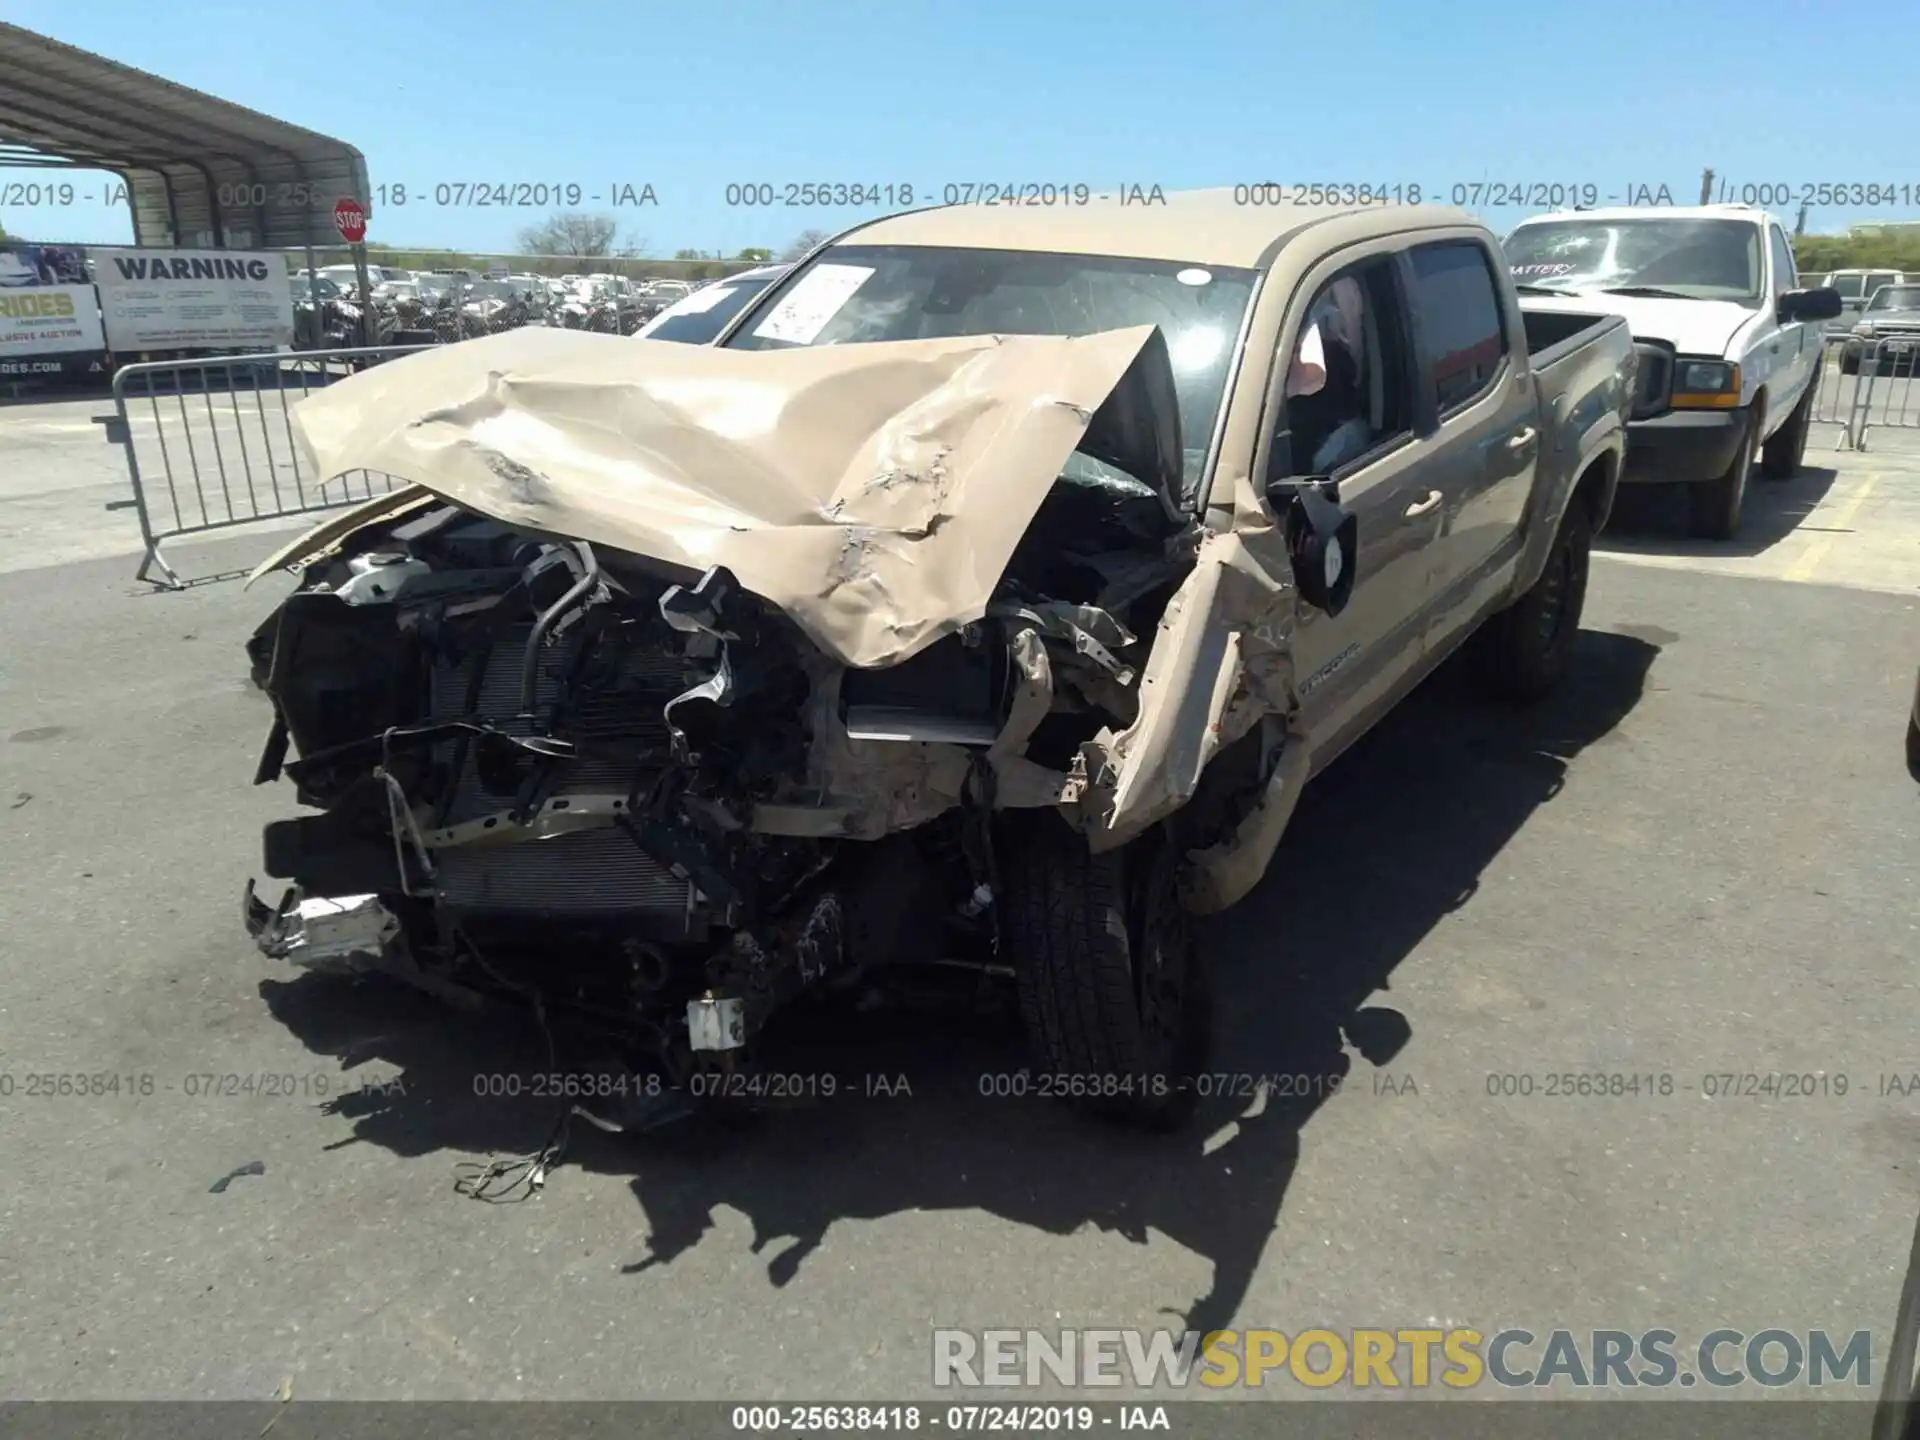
1630,340,1674,420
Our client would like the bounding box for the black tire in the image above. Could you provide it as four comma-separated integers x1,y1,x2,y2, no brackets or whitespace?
1686,422,1754,541
1906,715,1920,784
1760,382,1814,479
1466,497,1592,704
1841,353,1859,376
999,816,1208,1130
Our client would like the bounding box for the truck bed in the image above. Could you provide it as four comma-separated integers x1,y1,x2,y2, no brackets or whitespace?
1512,300,1635,542
1521,305,1635,433
1521,307,1624,367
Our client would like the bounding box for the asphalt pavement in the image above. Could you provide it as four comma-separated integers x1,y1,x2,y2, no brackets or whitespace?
0,402,1916,1402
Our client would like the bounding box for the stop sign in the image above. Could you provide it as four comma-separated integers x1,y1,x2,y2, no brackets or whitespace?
333,198,366,243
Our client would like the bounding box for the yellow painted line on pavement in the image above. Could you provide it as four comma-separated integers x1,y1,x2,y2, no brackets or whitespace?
1784,472,1881,583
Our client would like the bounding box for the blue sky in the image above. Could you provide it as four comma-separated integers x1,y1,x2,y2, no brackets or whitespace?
3,0,1916,255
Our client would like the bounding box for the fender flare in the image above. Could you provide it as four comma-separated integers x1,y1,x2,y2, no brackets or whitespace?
1510,428,1622,601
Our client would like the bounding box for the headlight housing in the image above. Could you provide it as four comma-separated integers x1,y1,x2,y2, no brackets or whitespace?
1671,358,1741,409
1853,323,1877,338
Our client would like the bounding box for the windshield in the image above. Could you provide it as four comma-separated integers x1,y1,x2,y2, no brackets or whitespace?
1866,285,1920,312
292,278,342,301
637,275,779,343
727,244,1257,494
472,280,517,300
1503,218,1763,303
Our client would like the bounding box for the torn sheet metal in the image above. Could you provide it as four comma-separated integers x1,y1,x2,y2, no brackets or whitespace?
986,626,1053,766
1182,738,1312,914
988,600,1138,685
251,889,401,971
249,486,437,583
793,659,973,839
266,325,1171,669
1080,528,1295,851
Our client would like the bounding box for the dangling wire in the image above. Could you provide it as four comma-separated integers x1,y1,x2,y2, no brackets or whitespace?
453,1104,571,1204
451,939,574,1203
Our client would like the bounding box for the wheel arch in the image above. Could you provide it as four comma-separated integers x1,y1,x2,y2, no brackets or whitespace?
1512,440,1619,600
1572,448,1619,535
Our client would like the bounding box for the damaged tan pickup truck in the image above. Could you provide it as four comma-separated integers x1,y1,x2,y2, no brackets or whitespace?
242,192,1635,1129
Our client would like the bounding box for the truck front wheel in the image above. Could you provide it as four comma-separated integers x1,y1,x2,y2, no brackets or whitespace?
1686,424,1754,541
1761,383,1815,480
1466,496,1592,704
999,816,1207,1130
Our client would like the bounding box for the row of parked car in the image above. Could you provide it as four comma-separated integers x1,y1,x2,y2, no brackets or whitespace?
289,264,792,350
1808,266,1920,374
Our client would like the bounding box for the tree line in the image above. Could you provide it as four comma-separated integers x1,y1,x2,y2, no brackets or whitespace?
352,211,1920,279
5,207,1918,276
501,210,1920,277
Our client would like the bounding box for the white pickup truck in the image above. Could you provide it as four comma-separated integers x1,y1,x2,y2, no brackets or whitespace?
1504,205,1842,539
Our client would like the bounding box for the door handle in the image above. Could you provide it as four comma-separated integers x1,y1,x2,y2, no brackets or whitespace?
1505,426,1537,452
1404,489,1443,518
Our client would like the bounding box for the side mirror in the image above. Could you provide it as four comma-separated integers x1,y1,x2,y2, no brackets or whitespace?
1780,287,1843,322
1275,473,1358,618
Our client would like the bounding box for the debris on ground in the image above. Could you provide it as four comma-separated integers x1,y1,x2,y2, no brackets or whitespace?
209,1160,266,1193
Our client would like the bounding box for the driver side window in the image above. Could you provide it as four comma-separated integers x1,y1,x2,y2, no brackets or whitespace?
1280,258,1413,477
1769,227,1797,296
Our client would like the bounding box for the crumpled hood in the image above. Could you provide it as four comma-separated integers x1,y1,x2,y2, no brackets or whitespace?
269,324,1175,668
1519,290,1760,356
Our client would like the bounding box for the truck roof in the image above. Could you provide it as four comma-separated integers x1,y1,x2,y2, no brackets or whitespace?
1514,203,1781,227
842,187,1479,269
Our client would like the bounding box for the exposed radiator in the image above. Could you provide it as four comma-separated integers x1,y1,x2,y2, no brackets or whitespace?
427,622,686,822
425,622,695,921
433,827,691,918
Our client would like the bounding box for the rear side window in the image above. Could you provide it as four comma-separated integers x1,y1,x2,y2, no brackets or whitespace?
1409,242,1508,412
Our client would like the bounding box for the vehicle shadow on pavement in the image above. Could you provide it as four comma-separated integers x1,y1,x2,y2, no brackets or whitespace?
258,626,1660,1338
1596,464,1839,557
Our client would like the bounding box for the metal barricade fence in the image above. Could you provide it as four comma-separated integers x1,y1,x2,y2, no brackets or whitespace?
1806,333,1920,451
107,345,435,589
1808,334,1879,450
1809,336,1858,434
1850,335,1920,450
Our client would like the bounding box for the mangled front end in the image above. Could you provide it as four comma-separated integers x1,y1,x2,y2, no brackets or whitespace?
242,326,1232,1107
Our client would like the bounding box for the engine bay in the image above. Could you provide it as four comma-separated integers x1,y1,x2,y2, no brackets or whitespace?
244,457,1200,1121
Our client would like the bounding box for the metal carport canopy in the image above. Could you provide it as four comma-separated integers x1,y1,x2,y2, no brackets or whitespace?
0,21,369,250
